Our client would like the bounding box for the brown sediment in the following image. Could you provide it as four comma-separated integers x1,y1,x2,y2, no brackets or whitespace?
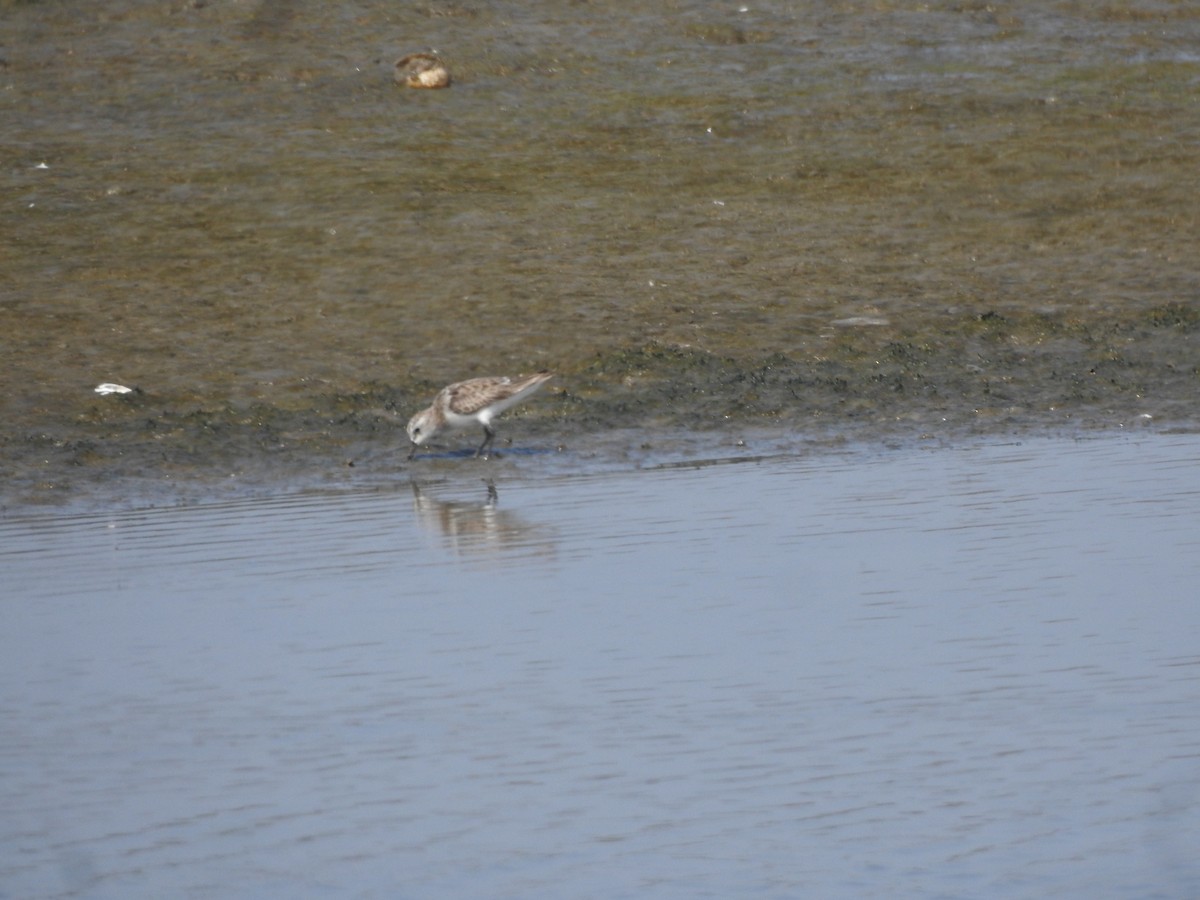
1,1,1198,505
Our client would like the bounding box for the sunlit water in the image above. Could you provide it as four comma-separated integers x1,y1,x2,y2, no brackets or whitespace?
3,433,1199,899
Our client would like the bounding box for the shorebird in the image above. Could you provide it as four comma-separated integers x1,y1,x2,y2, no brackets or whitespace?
406,372,554,459
395,53,451,89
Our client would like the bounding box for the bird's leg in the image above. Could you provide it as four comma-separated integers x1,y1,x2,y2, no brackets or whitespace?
475,426,496,458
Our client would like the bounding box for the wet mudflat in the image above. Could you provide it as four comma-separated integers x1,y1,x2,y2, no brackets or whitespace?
3,432,1199,898
1,0,1199,503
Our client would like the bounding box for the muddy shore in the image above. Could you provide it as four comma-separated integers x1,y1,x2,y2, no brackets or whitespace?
2,1,1197,506
6,302,1196,507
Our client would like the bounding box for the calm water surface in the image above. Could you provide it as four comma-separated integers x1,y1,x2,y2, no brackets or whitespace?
3,432,1199,898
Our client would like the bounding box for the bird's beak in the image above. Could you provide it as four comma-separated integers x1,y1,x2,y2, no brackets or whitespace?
407,441,418,461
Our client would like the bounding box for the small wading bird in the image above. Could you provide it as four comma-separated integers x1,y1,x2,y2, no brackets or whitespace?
395,53,451,89
406,372,555,460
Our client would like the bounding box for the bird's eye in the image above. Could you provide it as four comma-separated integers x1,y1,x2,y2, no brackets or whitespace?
413,428,421,436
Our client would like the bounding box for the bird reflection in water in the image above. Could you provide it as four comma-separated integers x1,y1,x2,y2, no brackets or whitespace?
409,479,555,560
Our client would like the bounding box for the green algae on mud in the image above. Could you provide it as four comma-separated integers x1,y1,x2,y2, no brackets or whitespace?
2,0,1199,504
558,302,1199,431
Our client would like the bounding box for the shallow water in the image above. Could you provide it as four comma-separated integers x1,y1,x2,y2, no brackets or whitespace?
3,432,1199,898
